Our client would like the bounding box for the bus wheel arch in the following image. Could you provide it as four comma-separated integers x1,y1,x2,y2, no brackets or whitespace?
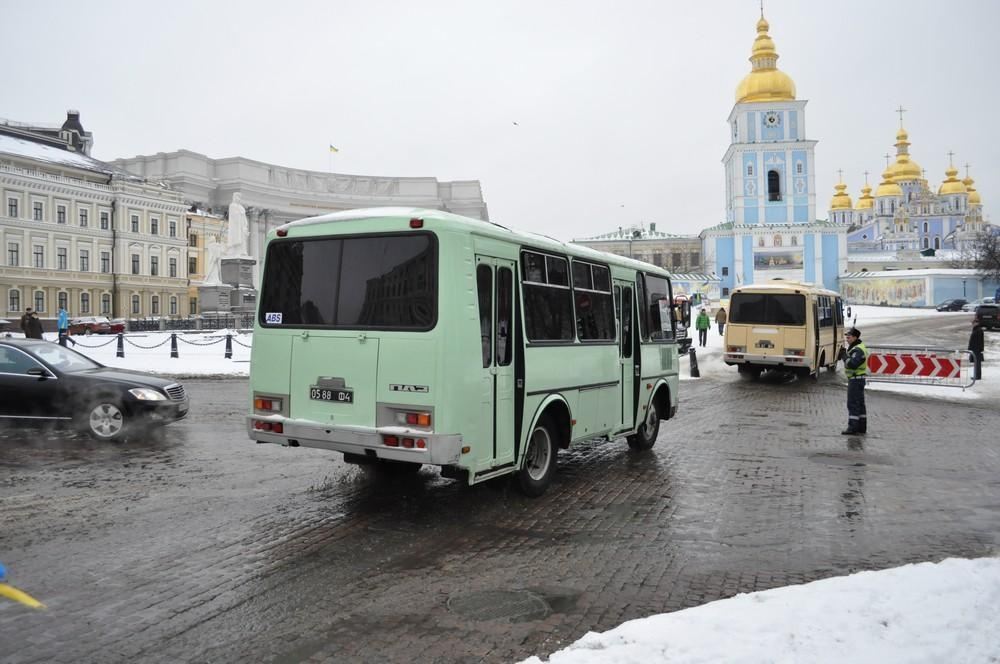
517,408,565,497
627,384,668,451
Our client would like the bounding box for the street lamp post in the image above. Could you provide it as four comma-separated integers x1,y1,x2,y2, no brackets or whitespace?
962,278,967,298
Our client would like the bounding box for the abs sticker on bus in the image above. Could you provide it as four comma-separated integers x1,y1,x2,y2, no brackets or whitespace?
265,312,282,324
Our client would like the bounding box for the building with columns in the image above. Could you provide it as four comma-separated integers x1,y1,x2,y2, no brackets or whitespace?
1,112,190,324
702,15,847,297
112,150,490,285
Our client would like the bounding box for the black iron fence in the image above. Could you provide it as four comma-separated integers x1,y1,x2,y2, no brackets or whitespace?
127,313,255,332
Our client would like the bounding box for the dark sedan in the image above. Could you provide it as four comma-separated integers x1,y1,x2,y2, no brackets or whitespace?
935,298,968,312
0,339,188,441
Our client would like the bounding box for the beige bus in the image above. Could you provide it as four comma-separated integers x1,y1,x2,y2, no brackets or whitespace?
723,280,844,378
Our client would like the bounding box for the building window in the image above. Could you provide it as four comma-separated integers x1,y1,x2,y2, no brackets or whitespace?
774,234,783,247
33,202,43,221
80,293,90,314
101,251,110,273
151,218,159,235
923,221,929,233
188,256,197,274
790,236,798,247
168,257,177,277
57,205,66,224
131,254,140,275
101,294,111,314
189,233,198,247
190,298,198,315
689,251,700,267
8,243,19,266
131,215,139,233
672,253,683,269
131,295,140,314
34,291,45,312
150,256,159,276
58,292,68,311
170,296,178,316
921,237,929,249
80,209,88,227
796,162,803,174
80,250,89,272
934,236,941,249
33,245,44,268
100,211,109,230
151,296,159,315
747,165,753,177
9,289,21,312
758,237,765,247
7,197,18,217
168,220,177,237
722,287,730,296
55,247,67,270
722,266,729,276
767,170,781,201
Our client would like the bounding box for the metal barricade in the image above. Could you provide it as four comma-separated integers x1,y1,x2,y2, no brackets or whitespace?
864,344,977,390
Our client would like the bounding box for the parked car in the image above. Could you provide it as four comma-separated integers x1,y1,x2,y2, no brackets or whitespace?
935,298,968,312
69,316,124,335
0,339,188,441
975,304,999,331
961,297,995,312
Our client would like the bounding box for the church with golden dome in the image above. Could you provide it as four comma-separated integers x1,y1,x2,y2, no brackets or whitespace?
832,119,988,255
702,14,848,297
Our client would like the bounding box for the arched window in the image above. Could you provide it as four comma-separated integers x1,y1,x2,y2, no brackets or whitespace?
758,237,765,247
80,293,90,314
101,293,111,314
774,234,783,247
767,170,781,201
34,290,45,312
131,294,140,315
923,221,929,233
790,236,798,246
170,296,178,316
151,296,159,315
934,236,941,249
921,237,929,249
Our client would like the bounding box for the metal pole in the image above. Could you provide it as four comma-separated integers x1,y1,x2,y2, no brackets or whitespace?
170,333,178,359
225,334,233,359
116,333,124,358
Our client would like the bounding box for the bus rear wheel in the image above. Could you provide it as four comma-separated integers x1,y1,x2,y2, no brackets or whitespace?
517,416,557,497
627,400,659,450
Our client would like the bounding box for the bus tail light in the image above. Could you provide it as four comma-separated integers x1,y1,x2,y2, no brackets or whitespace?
396,411,431,427
785,349,805,356
727,345,746,353
409,218,424,229
253,420,282,432
254,397,283,413
383,435,399,447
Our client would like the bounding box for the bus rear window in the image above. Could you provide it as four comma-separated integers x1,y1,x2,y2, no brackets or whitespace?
259,234,436,329
730,292,805,326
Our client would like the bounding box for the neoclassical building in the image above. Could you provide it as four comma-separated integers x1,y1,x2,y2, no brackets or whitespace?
701,15,847,296
112,150,490,284
1,111,190,323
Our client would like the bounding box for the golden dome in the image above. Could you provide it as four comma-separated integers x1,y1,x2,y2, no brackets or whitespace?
964,176,982,205
888,126,922,181
856,184,874,210
830,181,853,210
735,15,797,103
875,168,902,197
938,166,966,195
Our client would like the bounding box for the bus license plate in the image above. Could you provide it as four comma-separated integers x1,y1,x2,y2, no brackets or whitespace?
309,387,353,403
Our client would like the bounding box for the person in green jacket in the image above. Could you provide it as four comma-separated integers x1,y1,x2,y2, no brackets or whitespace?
695,308,710,347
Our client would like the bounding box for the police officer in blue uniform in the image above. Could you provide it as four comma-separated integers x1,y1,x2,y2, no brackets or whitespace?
842,327,868,435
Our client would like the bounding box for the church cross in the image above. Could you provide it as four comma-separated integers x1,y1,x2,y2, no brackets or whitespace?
837,168,843,183
864,170,870,185
947,150,955,167
896,105,907,127
964,162,971,178
884,153,891,168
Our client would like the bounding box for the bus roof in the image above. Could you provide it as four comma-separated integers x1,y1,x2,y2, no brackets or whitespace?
276,206,670,276
732,279,840,297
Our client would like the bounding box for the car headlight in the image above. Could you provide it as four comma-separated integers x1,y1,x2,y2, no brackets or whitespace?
129,388,167,401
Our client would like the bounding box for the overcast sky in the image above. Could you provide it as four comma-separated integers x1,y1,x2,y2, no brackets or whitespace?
3,0,998,240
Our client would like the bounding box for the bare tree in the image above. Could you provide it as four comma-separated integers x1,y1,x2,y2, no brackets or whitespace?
970,231,1000,283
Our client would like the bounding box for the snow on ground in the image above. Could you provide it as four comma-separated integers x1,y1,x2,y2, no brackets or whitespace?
521,557,1000,664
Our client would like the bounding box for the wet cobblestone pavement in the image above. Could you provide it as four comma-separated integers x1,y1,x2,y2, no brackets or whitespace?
1,350,999,662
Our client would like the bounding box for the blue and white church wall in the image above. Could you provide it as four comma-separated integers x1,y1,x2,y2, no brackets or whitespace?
839,269,999,307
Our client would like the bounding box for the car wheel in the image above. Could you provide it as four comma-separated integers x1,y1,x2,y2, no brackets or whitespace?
517,415,557,497
81,400,128,441
627,399,660,451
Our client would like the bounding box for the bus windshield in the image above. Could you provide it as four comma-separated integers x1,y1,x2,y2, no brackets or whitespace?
729,292,806,326
258,234,437,329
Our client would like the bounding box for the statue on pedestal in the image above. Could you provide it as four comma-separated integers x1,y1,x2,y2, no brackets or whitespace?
203,234,223,284
225,192,250,257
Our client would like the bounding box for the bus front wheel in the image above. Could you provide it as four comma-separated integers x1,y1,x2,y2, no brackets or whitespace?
627,401,660,451
517,416,557,497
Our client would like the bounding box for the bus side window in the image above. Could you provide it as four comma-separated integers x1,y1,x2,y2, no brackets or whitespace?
496,267,513,366
476,265,492,368
622,287,633,357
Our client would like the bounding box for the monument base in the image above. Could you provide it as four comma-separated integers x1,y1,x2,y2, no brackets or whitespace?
221,257,256,289
230,287,257,314
197,284,233,313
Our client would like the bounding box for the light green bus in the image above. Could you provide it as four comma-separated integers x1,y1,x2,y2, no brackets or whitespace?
248,208,681,496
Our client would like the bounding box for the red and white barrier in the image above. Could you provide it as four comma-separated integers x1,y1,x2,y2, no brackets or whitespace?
863,346,975,388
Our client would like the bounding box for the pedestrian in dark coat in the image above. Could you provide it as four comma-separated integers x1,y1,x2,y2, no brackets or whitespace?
842,327,868,435
24,311,44,339
19,307,33,336
969,317,984,380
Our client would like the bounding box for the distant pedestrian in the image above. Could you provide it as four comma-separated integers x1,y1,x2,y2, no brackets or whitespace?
968,317,984,381
19,307,33,336
695,308,710,347
24,310,43,340
715,307,727,335
842,327,868,435
57,306,70,347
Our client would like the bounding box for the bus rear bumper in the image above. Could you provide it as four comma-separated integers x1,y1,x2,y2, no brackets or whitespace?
247,417,464,465
723,352,808,367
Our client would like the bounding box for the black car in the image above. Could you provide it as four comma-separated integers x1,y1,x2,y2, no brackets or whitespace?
976,304,999,330
936,298,968,312
0,339,188,441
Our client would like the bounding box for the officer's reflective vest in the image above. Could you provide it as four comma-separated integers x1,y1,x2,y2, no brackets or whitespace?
845,341,868,378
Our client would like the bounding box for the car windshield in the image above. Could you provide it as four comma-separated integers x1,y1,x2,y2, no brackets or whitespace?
32,344,102,372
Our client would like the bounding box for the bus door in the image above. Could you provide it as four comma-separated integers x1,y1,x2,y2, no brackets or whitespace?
475,256,516,466
614,282,636,431
812,299,821,372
